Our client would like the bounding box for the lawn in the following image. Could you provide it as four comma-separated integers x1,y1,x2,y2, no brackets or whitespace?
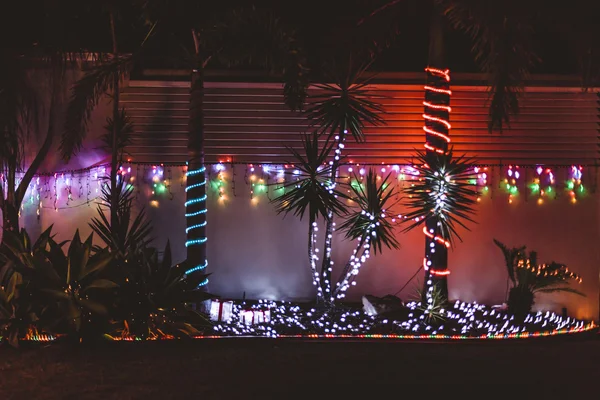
1,335,599,399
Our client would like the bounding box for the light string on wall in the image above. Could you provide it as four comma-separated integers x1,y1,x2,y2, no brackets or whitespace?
6,162,595,220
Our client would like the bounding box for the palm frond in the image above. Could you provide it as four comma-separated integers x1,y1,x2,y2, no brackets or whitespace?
338,169,399,254
60,54,134,161
440,0,539,132
0,52,39,170
203,6,309,111
402,150,479,244
101,108,134,158
271,131,348,222
492,239,525,285
305,60,385,142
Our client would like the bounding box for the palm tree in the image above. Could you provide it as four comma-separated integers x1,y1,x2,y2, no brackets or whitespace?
272,132,348,302
59,2,308,284
359,0,540,302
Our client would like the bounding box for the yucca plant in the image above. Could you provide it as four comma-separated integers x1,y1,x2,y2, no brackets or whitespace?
305,60,386,297
111,241,211,340
494,239,584,321
414,281,447,324
402,150,478,301
90,178,153,259
271,131,347,302
334,169,399,299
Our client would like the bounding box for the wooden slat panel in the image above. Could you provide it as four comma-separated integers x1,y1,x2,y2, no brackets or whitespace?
120,82,599,165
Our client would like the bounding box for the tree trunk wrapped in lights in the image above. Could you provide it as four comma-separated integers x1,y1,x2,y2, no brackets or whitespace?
304,62,385,303
184,42,209,285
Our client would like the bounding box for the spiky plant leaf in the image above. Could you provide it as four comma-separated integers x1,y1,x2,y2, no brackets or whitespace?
89,178,153,257
271,131,348,223
338,169,399,255
60,53,135,161
402,150,479,244
101,108,134,157
305,60,385,142
493,239,526,285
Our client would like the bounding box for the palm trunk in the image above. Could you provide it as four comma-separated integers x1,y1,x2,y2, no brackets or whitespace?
423,8,450,303
2,79,59,243
109,11,119,230
185,30,208,280
308,216,323,301
319,130,345,302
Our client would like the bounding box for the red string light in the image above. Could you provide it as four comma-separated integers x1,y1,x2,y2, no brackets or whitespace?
422,226,450,248
423,67,452,155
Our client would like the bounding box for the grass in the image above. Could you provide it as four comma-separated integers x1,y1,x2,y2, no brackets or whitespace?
1,334,599,398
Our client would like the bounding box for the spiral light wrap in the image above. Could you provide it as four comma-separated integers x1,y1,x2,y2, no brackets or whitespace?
423,67,452,298
185,165,209,286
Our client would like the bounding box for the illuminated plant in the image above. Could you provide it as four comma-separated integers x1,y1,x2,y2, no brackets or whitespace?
403,151,478,303
304,60,385,299
272,132,347,302
414,282,447,324
335,170,399,299
494,239,584,320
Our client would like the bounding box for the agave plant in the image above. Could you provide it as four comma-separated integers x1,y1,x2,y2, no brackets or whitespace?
271,131,347,301
111,241,211,340
334,169,399,300
0,227,63,346
494,239,584,320
30,231,116,339
0,268,39,347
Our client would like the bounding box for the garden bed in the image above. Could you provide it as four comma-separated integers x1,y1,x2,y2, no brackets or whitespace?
207,299,595,340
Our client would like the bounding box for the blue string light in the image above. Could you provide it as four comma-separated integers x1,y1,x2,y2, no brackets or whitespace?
185,181,206,192
197,277,209,288
185,260,208,275
185,237,207,247
186,221,207,234
186,166,206,176
185,209,207,217
184,194,207,207
185,166,208,254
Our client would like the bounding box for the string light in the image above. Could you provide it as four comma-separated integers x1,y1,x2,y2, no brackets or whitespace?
185,260,208,275
185,164,208,276
8,163,592,218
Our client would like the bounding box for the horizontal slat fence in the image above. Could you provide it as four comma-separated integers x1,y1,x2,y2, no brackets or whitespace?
120,81,599,165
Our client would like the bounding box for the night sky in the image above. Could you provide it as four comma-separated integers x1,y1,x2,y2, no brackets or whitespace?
0,0,594,75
